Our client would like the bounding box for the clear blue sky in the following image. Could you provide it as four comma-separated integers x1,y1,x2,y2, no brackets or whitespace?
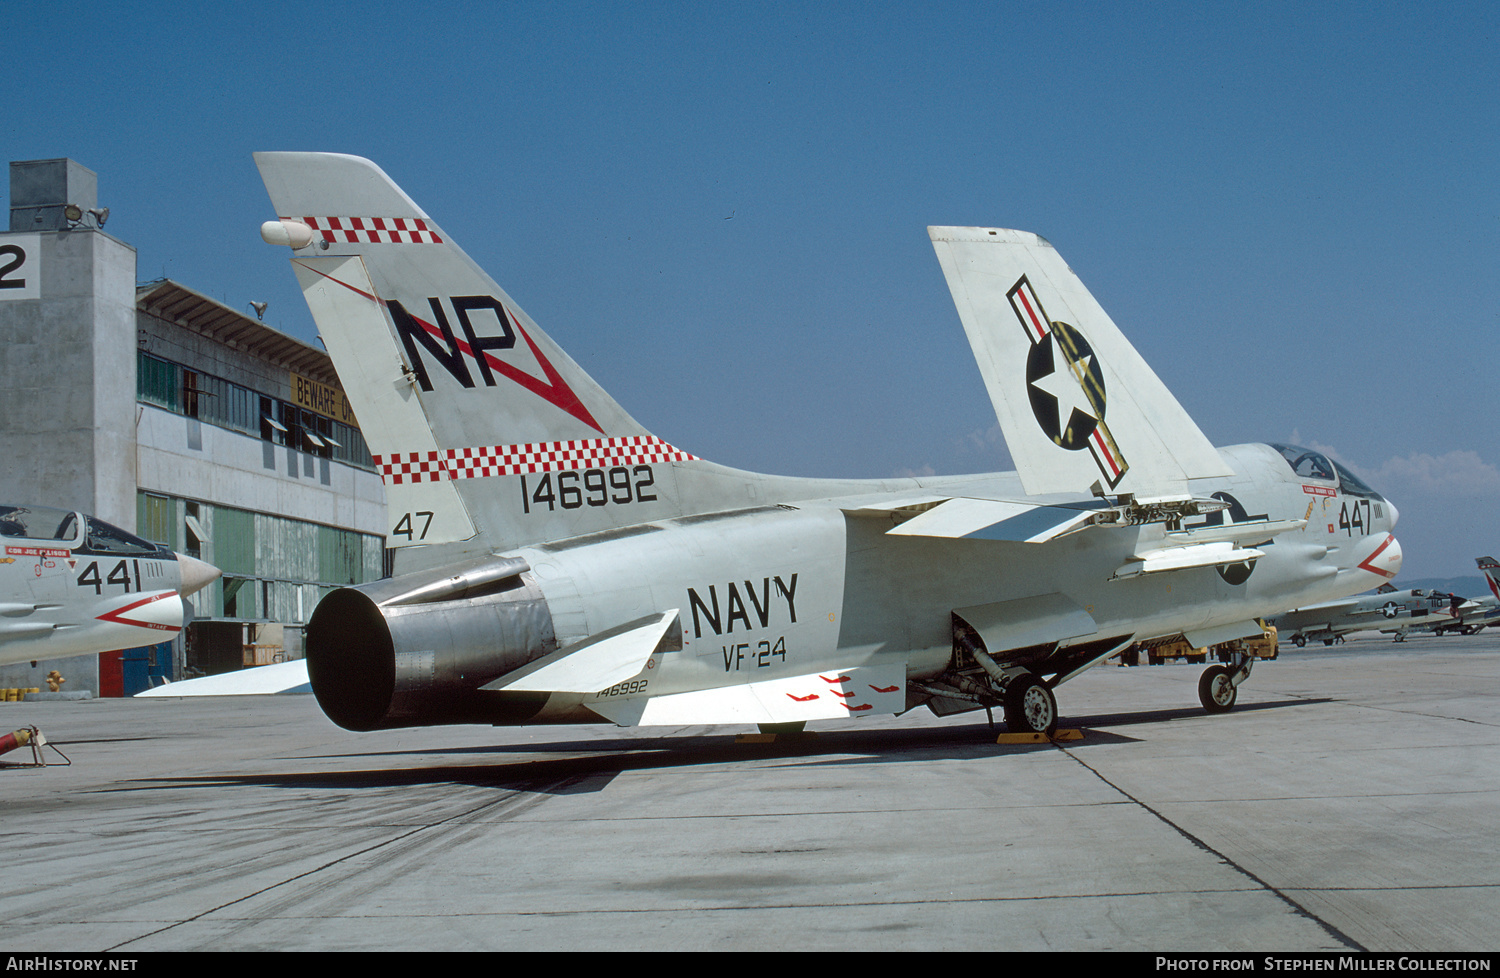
8,1,1498,581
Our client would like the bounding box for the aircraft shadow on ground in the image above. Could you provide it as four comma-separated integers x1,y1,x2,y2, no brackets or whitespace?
115,726,1044,795
110,696,1323,794
1067,695,1329,730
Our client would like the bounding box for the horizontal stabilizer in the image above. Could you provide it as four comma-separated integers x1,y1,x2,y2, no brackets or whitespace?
954,592,1097,654
484,610,679,693
929,227,1232,497
585,664,907,726
134,660,310,697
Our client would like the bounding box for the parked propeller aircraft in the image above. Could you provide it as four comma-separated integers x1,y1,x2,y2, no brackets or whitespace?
142,152,1403,735
1267,583,1455,646
1,504,220,666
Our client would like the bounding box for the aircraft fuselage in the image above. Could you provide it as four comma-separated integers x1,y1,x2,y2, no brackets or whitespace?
0,505,220,667
307,440,1399,730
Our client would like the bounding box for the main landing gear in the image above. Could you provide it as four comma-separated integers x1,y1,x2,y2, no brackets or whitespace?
1003,674,1059,736
1197,653,1255,714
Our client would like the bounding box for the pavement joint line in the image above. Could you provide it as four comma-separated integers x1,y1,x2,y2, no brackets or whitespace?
1054,742,1369,953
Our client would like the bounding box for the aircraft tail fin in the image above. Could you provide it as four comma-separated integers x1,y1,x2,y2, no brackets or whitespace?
254,153,701,552
1478,556,1500,600
928,228,1232,498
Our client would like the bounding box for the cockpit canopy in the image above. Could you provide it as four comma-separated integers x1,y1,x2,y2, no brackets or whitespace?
0,504,166,555
1269,444,1383,500
0,504,77,542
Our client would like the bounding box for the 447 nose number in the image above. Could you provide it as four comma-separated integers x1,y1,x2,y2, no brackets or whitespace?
1338,498,1373,536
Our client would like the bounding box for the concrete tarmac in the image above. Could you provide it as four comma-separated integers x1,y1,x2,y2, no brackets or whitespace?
2,631,1497,952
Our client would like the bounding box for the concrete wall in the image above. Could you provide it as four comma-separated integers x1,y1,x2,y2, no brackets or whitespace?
136,404,385,536
0,227,138,530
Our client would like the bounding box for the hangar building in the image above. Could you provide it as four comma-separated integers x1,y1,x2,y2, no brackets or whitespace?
0,157,387,696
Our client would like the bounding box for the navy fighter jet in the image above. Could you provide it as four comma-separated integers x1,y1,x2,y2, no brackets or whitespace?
1420,557,1500,636
1268,583,1456,646
176,153,1403,736
0,504,220,666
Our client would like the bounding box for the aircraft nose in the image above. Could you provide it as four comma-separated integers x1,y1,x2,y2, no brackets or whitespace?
1385,498,1400,530
1359,533,1403,582
176,554,223,597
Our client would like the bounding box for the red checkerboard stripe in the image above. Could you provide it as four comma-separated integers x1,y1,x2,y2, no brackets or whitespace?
373,437,697,484
447,436,698,479
372,451,450,485
301,216,444,244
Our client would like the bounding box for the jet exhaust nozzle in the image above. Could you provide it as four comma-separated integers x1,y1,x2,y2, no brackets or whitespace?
304,558,557,731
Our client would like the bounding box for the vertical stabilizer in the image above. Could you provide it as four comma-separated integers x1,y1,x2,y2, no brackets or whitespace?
929,227,1231,498
255,153,703,552
1478,556,1500,601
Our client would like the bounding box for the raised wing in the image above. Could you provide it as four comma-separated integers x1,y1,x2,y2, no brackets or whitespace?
884,497,1101,543
929,228,1232,498
862,493,1305,566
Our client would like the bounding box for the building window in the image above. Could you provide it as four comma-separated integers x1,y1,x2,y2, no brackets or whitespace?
138,352,372,471
181,370,202,418
137,354,180,411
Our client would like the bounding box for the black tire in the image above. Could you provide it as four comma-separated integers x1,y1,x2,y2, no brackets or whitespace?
1004,676,1058,736
1292,634,1307,648
1198,665,1238,713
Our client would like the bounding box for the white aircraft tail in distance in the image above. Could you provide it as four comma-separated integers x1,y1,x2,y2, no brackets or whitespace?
228,152,1404,736
1479,557,1500,601
1427,557,1500,635
1,505,221,666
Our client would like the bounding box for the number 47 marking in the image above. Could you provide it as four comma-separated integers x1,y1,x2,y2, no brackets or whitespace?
393,511,434,540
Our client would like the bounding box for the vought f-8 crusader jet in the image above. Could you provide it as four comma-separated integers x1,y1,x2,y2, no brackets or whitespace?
238,152,1401,737
1,505,220,666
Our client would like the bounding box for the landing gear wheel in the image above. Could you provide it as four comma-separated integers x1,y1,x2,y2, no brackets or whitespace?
1292,634,1306,648
1004,676,1058,736
1198,665,1238,713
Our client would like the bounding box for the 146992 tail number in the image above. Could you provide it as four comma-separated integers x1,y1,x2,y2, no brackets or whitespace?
521,465,656,514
